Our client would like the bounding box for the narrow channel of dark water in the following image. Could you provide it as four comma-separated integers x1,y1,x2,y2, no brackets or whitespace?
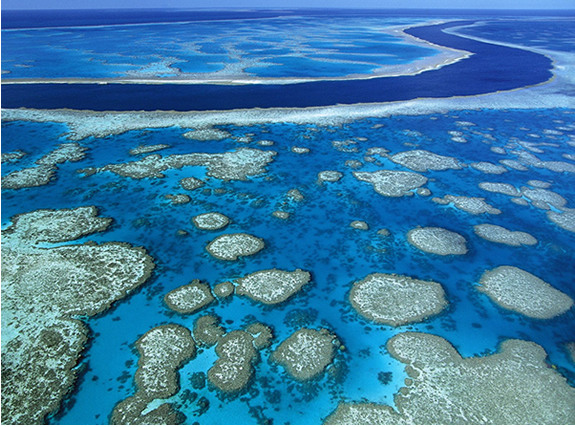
0,21,552,111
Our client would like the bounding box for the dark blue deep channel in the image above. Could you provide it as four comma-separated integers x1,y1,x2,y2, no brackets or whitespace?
1,21,552,111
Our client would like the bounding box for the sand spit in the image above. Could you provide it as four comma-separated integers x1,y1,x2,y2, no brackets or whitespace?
206,233,264,261
470,161,508,174
478,266,573,319
474,224,537,246
318,170,343,183
234,268,311,305
354,170,428,197
2,206,154,424
192,212,230,230
111,324,196,424
2,142,87,190
194,315,226,347
478,182,521,197
180,176,205,190
1,149,26,163
326,332,575,424
183,127,231,141
389,150,463,172
433,194,502,215
407,227,468,255
130,144,170,155
349,273,447,326
79,147,276,181
272,328,337,381
164,280,215,314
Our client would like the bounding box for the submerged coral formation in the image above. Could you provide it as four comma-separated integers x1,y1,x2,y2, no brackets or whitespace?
207,330,259,393
407,226,468,255
1,206,154,424
389,149,463,172
111,324,196,424
473,224,537,246
164,280,215,314
79,147,276,181
192,212,230,230
234,268,311,304
432,194,502,215
2,142,87,190
272,328,337,381
206,233,265,261
349,273,447,326
478,266,573,319
353,170,428,197
326,332,575,424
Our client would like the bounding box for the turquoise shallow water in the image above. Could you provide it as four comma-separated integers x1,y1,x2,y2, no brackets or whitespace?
1,16,436,79
2,108,575,424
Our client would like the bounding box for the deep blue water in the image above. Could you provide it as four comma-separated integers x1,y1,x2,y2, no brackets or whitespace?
2,108,575,424
0,21,553,110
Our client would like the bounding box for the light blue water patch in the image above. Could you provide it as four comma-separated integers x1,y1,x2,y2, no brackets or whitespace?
2,108,575,425
245,56,380,78
1,15,441,79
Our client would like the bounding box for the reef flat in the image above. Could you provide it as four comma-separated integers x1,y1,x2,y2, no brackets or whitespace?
407,226,468,255
474,224,537,246
235,269,311,305
192,212,230,231
388,149,463,172
433,194,501,215
272,328,338,381
349,273,448,326
2,142,86,190
478,266,573,319
111,324,196,424
326,332,575,424
1,206,154,424
206,233,265,261
164,280,215,314
353,170,428,197
79,147,276,181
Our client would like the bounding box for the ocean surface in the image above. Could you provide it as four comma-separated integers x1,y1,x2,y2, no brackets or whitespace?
2,8,575,425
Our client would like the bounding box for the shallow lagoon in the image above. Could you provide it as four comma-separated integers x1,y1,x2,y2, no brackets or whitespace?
2,107,575,424
1,15,438,80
